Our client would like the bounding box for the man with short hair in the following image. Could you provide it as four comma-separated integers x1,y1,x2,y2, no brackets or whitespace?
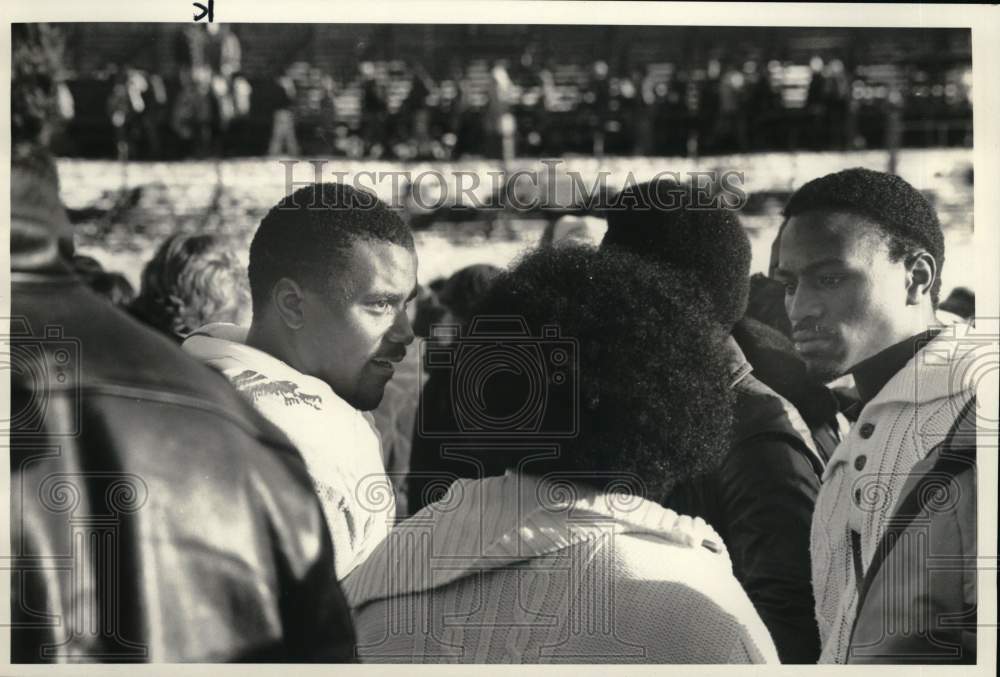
601,178,826,663
775,167,977,664
184,182,418,579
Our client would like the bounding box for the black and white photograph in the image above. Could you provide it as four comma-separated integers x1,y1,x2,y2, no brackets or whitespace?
3,0,997,669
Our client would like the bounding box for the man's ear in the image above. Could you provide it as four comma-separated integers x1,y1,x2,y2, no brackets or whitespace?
272,277,306,330
905,251,937,305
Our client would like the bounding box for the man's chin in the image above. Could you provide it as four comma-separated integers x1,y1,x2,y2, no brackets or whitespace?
803,357,847,385
353,387,387,412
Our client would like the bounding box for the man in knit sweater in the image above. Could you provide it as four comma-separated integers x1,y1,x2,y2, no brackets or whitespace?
184,183,418,579
775,168,978,663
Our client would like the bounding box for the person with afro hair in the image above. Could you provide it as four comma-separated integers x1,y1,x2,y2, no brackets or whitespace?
344,244,778,664
600,177,829,663
776,167,976,664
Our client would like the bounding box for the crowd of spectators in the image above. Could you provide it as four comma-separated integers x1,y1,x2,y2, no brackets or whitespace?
49,25,973,161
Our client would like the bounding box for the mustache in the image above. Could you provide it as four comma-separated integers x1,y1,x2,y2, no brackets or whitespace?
791,320,836,336
373,348,407,362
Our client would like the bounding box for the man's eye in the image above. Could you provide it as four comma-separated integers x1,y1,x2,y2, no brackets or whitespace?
370,300,391,312
818,276,844,289
782,281,797,296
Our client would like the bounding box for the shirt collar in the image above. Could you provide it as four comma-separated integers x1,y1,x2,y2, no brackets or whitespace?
850,329,941,405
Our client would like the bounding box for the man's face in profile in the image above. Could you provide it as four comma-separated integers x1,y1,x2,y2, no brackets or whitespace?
300,238,418,410
775,210,911,383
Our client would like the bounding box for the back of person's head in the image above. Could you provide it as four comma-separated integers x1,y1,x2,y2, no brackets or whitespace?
89,271,136,309
131,233,250,340
248,183,414,315
11,142,74,268
746,272,792,338
539,215,608,249
438,264,502,325
601,178,751,329
72,254,104,278
471,245,733,501
782,167,945,304
939,286,975,320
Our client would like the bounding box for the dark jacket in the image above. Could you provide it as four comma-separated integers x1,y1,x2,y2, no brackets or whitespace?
848,400,976,664
663,337,823,664
9,259,356,662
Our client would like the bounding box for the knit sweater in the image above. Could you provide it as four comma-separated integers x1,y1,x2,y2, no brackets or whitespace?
810,324,979,663
344,471,779,663
183,323,395,580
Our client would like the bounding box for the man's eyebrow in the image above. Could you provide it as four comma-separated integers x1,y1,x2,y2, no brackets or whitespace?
774,258,847,278
366,291,406,303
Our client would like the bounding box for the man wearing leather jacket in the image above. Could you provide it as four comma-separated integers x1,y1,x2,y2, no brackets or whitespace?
7,142,357,662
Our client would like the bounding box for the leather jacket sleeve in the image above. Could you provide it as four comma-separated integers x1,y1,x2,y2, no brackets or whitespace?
9,274,357,662
718,434,822,664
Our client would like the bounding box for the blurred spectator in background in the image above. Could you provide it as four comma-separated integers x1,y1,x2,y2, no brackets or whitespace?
88,271,136,308
360,61,388,158
583,60,611,157
805,55,827,149
347,246,778,664
937,285,975,324
714,61,748,152
444,61,472,157
268,68,300,156
602,178,824,663
129,233,251,342
404,63,436,159
746,272,793,338
107,67,142,161
746,60,780,151
539,214,608,248
411,280,449,338
824,59,851,150
407,264,502,515
484,60,517,160
71,254,136,309
536,59,561,155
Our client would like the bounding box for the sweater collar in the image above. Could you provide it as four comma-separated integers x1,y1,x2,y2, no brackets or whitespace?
343,471,725,609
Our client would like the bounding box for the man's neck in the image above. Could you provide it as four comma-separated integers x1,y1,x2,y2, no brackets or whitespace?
850,326,942,405
246,321,301,375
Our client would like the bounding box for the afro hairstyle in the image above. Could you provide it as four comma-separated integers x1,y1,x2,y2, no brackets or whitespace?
782,167,945,304
248,182,413,313
466,244,734,501
601,178,751,329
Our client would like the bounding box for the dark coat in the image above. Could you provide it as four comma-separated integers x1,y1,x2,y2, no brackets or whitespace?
664,337,824,664
9,258,356,662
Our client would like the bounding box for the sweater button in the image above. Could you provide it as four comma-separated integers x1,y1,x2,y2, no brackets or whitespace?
854,455,867,471
859,422,875,439
854,488,863,506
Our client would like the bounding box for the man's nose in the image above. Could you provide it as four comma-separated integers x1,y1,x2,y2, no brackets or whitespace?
388,307,416,346
786,286,822,326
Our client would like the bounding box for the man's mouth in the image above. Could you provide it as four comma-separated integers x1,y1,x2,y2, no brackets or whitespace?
792,333,836,354
370,354,404,370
